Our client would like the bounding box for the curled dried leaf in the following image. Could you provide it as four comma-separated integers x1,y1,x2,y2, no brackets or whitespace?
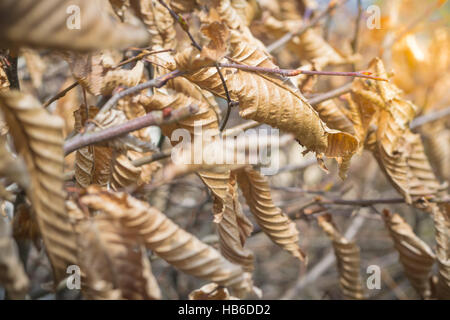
79,187,253,297
0,0,149,51
67,51,144,96
0,216,29,299
77,215,161,300
318,214,365,300
173,31,358,176
432,204,450,299
202,171,254,272
0,91,78,281
236,166,306,261
351,58,445,204
189,282,238,300
382,209,435,299
313,100,356,136
132,0,177,49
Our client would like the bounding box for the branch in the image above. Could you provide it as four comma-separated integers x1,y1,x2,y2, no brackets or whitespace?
64,104,199,155
43,81,79,108
218,62,387,81
410,106,450,129
313,195,450,207
307,82,353,105
85,69,184,132
131,149,172,167
267,0,350,53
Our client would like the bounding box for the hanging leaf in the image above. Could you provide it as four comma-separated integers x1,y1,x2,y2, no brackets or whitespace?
432,204,450,299
76,213,162,300
236,166,306,261
0,91,78,282
79,186,253,297
318,214,365,300
0,0,150,51
0,216,29,299
351,58,445,204
382,209,435,299
132,0,177,49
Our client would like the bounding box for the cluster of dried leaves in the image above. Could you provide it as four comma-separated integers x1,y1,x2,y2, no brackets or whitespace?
0,0,449,300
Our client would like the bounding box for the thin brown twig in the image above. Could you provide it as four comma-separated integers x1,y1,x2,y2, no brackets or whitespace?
131,149,172,167
64,104,198,155
114,48,174,69
218,62,387,81
410,105,450,129
310,195,450,207
308,82,353,105
84,69,185,133
43,81,79,108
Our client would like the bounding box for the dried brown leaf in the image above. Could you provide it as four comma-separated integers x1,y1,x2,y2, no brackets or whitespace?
77,215,161,300
432,204,450,299
0,0,149,51
351,58,445,204
318,214,365,300
79,187,253,297
0,91,78,282
0,216,29,299
382,209,435,298
132,0,177,49
189,282,238,300
236,166,306,261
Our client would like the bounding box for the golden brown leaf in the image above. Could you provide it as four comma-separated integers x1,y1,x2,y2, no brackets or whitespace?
0,216,29,299
263,15,352,68
77,215,161,300
382,209,435,299
79,187,253,297
236,166,306,261
0,0,149,51
351,58,445,204
189,282,238,300
67,51,144,96
202,171,254,272
432,204,450,299
0,91,78,282
318,214,365,300
132,0,177,49
313,100,356,136
173,31,358,176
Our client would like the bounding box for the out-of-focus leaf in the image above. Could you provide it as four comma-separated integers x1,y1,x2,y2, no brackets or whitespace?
0,216,29,299
382,209,435,299
0,91,78,282
236,166,306,261
69,200,161,300
318,214,365,300
79,186,253,297
432,204,450,299
0,0,149,51
189,282,238,300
